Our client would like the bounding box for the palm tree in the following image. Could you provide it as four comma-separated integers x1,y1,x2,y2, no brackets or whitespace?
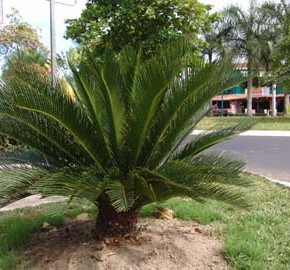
201,19,230,64
0,43,250,238
260,0,290,114
221,1,272,116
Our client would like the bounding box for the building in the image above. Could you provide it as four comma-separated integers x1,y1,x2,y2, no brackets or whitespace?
212,84,288,116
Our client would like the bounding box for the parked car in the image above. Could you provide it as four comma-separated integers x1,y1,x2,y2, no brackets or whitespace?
212,107,232,116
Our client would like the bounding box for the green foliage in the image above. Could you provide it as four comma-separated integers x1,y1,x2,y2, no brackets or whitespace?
65,0,216,56
0,9,46,56
0,42,249,218
221,3,272,73
0,8,49,111
200,17,228,63
265,1,290,93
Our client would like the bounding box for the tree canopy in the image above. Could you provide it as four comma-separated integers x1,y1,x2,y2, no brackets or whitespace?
219,1,276,116
0,9,49,80
65,0,216,56
0,9,46,56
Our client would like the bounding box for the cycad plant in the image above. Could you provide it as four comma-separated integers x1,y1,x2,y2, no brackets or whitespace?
0,43,249,237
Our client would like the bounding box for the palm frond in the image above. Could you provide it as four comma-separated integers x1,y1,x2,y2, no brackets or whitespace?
121,43,187,169
68,61,111,161
0,111,90,166
138,168,204,203
0,165,48,205
106,177,135,212
92,50,126,161
174,121,255,160
34,166,105,203
159,156,249,187
142,57,246,169
140,167,250,208
3,73,107,171
0,148,51,167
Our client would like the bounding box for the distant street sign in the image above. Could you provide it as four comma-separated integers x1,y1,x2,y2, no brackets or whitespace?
45,0,77,6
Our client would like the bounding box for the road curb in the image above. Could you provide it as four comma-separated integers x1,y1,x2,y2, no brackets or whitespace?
191,130,290,137
252,173,290,188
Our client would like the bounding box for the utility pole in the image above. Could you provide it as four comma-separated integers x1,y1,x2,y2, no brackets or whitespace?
47,0,77,86
50,0,57,86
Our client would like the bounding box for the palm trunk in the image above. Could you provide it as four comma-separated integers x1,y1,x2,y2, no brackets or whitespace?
284,93,290,115
247,61,253,117
95,199,138,238
247,78,253,117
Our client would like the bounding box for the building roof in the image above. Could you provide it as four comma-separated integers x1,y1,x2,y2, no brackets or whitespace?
212,94,246,101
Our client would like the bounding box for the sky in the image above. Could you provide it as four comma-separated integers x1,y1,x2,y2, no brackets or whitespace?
0,0,275,54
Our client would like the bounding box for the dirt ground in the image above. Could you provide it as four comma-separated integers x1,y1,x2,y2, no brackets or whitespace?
21,217,229,270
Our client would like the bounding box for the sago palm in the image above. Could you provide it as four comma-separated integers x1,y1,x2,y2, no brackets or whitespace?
0,43,249,237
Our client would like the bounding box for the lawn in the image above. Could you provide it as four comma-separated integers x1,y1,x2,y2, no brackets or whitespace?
1,174,290,269
196,116,290,131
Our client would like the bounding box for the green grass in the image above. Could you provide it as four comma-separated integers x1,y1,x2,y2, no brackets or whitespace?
196,116,290,130
142,174,290,270
140,198,234,224
0,199,96,270
1,175,290,269
222,177,290,270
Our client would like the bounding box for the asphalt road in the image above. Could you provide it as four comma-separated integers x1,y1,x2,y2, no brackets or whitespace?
209,136,290,183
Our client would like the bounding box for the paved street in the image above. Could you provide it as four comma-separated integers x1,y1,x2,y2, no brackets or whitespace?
188,132,290,183
212,136,290,183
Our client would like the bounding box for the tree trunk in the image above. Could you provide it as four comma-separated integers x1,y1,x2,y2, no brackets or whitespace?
284,94,290,115
95,200,138,238
247,78,253,117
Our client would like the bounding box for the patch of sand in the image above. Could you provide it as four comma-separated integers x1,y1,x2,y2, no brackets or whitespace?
22,218,228,270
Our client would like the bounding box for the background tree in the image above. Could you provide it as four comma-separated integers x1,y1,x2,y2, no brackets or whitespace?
0,9,49,81
221,1,273,116
0,8,46,56
65,0,216,57
0,43,250,238
261,0,290,114
0,9,49,152
201,18,229,63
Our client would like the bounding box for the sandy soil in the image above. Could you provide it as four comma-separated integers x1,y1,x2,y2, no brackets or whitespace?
21,218,229,270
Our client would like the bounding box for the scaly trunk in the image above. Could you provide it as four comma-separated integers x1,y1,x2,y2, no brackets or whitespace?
247,61,253,117
95,199,138,238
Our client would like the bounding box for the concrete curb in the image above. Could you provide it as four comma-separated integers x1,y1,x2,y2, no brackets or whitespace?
250,173,290,188
191,130,290,137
